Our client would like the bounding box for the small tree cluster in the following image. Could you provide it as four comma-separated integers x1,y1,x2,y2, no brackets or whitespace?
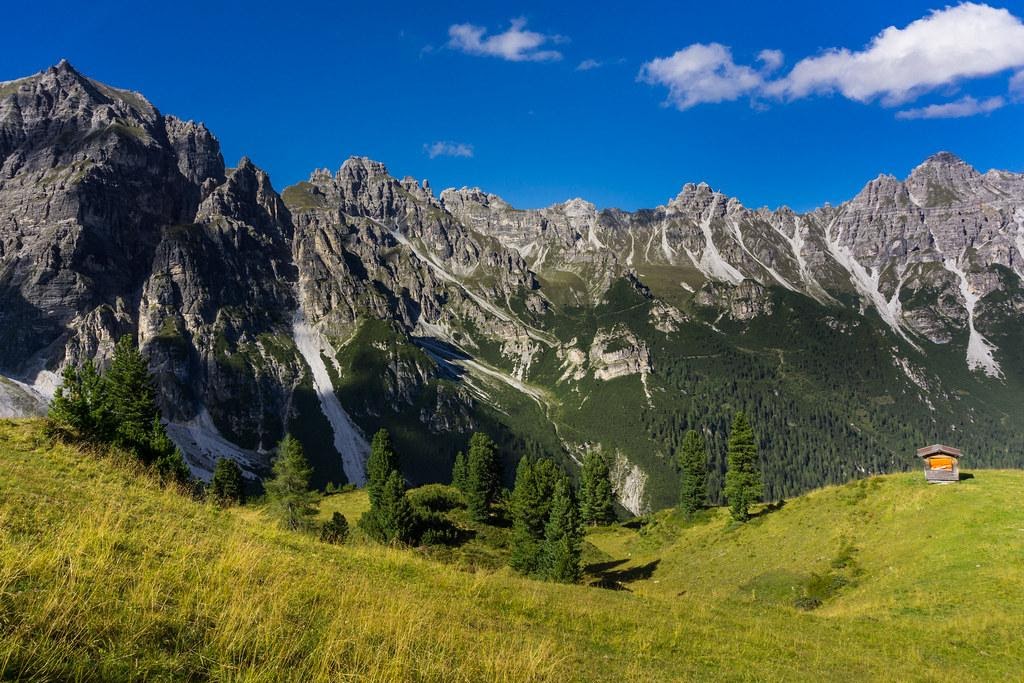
265,435,320,530
509,457,582,583
677,430,709,516
47,336,189,485
579,450,616,526
724,411,763,521
359,429,417,544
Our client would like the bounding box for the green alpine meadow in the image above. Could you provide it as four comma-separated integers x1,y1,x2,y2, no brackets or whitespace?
4,2,1024,678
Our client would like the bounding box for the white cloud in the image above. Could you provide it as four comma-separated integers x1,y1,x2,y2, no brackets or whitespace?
896,95,1005,119
424,141,474,159
770,3,1024,104
447,17,563,62
577,59,602,71
757,49,784,73
1011,71,1024,100
639,3,1024,117
637,43,764,110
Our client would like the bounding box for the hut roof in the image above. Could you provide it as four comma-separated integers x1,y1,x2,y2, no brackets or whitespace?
916,444,962,458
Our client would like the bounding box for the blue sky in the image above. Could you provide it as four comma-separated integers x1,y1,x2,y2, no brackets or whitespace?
6,1,1024,211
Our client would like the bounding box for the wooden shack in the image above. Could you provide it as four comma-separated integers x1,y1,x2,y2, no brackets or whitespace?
916,444,962,483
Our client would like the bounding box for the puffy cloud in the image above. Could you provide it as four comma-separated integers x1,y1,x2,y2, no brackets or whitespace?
637,43,764,110
895,95,1005,119
757,49,784,73
769,3,1024,104
639,3,1024,117
424,141,474,159
576,59,602,71
447,18,563,62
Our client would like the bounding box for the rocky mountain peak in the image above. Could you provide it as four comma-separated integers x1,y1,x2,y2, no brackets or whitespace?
906,150,981,196
337,155,389,181
668,180,735,219
560,197,597,217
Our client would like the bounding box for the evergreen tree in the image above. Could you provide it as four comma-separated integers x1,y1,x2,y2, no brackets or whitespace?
211,457,244,505
678,429,709,515
451,450,468,492
361,470,417,544
724,411,763,521
579,450,616,526
509,457,562,576
541,478,583,583
465,432,499,522
265,435,319,530
47,360,108,440
154,448,191,486
320,512,350,544
150,418,190,485
366,428,398,508
104,336,160,460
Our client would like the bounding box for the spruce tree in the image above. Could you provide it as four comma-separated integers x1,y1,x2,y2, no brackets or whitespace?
366,428,398,508
579,450,616,526
48,361,106,440
678,429,708,515
150,417,190,485
724,411,763,521
104,336,161,460
265,435,319,530
465,432,499,522
361,470,417,544
451,450,468,492
541,478,583,583
211,457,244,505
509,457,562,576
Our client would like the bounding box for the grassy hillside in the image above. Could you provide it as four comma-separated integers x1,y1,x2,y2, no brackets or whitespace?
2,419,1023,681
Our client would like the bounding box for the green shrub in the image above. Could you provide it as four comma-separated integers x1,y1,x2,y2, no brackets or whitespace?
320,512,350,545
408,484,464,513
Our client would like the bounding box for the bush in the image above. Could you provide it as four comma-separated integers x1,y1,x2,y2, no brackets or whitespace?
320,512,350,545
408,484,464,513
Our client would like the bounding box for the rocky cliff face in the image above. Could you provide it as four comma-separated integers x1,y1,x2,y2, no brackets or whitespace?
3,63,1023,512
0,61,305,477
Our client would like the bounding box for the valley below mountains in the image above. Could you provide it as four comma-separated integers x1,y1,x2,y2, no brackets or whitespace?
3,61,1024,512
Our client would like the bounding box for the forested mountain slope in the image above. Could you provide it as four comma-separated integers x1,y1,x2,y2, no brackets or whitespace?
2,62,1023,511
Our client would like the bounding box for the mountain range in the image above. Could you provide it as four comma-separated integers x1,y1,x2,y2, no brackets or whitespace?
3,61,1023,513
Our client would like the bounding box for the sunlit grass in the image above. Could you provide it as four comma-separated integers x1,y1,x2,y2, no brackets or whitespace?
2,418,1023,681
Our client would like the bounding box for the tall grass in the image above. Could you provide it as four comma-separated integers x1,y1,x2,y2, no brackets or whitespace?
3,419,1024,681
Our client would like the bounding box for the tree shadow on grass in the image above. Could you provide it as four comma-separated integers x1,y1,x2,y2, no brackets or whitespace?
586,559,661,591
750,499,786,519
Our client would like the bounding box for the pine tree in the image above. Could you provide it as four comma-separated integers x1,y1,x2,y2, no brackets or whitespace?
366,428,398,508
724,411,763,521
678,429,708,515
47,360,108,440
104,335,160,460
579,450,616,526
451,450,468,492
361,470,417,544
150,417,190,485
265,435,319,530
541,478,582,583
211,457,244,505
320,511,349,544
465,432,499,522
509,457,562,576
